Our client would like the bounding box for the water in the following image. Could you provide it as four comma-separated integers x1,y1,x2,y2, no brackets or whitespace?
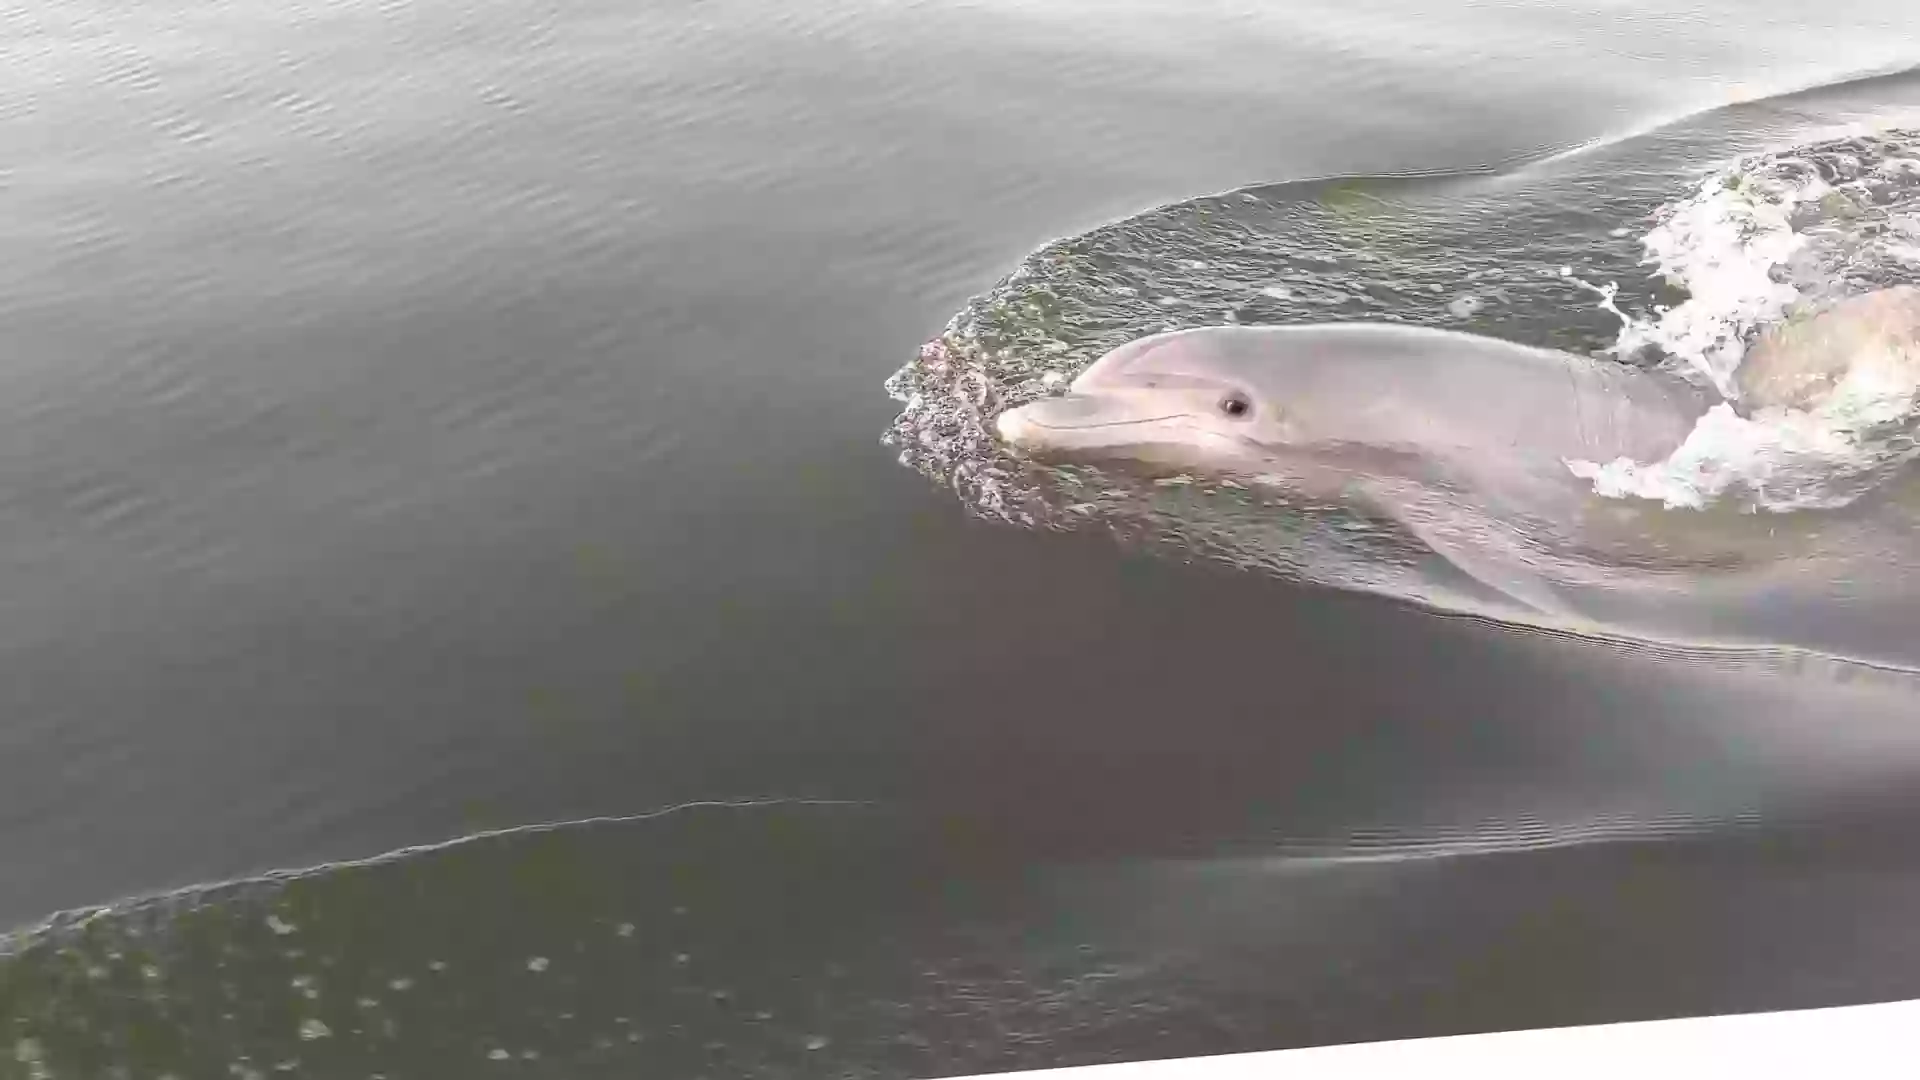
5,1,1920,1077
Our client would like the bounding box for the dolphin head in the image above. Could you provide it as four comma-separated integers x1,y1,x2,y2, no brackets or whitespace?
995,328,1309,476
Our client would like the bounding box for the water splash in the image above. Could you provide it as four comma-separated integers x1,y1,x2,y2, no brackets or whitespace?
1565,130,1920,512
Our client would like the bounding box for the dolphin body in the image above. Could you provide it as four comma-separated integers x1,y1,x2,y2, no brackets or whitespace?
994,322,1730,615
990,301,1920,660
998,288,1920,482
996,322,1715,508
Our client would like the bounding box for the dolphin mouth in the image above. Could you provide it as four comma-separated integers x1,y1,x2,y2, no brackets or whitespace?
994,393,1189,453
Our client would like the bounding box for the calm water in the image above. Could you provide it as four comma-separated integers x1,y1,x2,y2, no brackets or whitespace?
6,1,1920,1077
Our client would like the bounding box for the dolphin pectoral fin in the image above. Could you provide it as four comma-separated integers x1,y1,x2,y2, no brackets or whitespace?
1398,515,1572,619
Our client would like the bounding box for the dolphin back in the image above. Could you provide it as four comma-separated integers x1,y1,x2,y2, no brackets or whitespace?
1735,286,1920,411
1222,323,1713,471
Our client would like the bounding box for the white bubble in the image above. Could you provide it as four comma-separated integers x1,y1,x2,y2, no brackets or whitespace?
297,1019,331,1041
488,1048,510,1061
615,923,635,938
265,915,298,936
805,1035,831,1051
526,956,549,973
1624,156,1825,396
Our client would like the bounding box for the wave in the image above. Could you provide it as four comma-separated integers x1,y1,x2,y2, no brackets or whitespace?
0,797,865,949
1519,60,1920,172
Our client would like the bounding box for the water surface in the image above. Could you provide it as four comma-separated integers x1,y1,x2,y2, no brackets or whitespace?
5,1,1920,1077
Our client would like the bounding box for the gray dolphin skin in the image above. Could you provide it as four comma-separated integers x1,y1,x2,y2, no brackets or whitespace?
995,323,1716,500
993,322,1733,617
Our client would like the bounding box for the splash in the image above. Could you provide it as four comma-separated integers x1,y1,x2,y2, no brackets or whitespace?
1565,130,1920,512
1567,362,1920,511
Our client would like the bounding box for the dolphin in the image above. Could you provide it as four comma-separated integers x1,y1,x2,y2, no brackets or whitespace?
987,301,1920,659
992,294,1920,624
994,322,1730,614
995,322,1715,503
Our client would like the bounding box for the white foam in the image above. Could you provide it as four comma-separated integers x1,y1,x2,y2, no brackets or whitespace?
1571,339,1920,510
1619,165,1825,397
1566,134,1920,512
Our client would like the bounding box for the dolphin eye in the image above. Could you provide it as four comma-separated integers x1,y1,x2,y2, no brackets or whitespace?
1219,392,1253,419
